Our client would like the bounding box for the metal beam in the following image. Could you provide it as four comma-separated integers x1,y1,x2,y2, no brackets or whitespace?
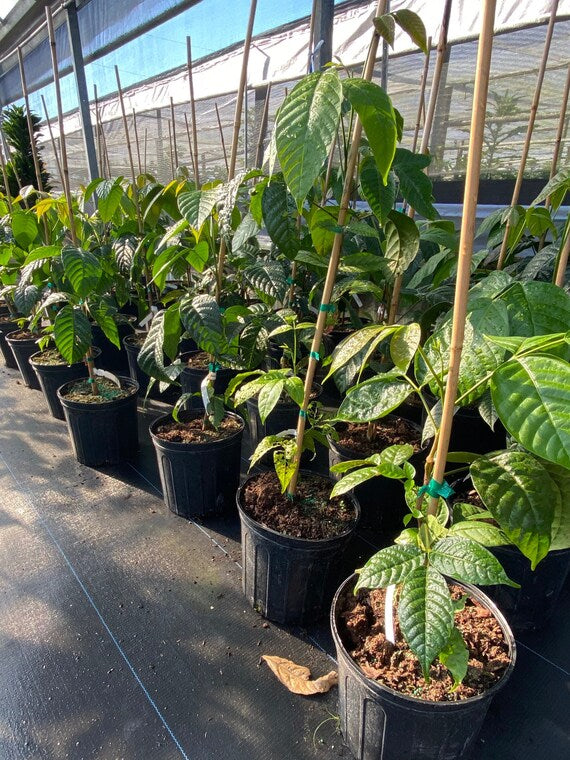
63,0,98,181
312,0,334,70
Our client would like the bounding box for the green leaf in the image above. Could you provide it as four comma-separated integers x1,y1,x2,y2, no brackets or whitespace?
448,520,509,547
355,544,423,589
23,245,61,265
275,70,343,210
257,379,284,423
532,168,569,207
325,324,396,379
337,374,411,422
373,14,396,47
54,305,91,364
384,209,420,279
273,438,298,492
284,376,304,407
430,536,520,586
112,237,136,274
162,303,182,360
392,9,428,52
499,282,570,356
178,186,221,230
525,206,556,237
62,246,102,298
180,294,224,356
138,310,183,384
342,78,397,185
439,626,469,690
545,462,570,551
330,466,383,497
380,444,415,467
491,355,570,469
261,177,300,259
91,305,120,349
11,211,39,249
97,179,123,222
309,206,339,256
392,149,437,220
399,566,454,680
390,323,421,372
471,450,558,568
359,156,396,226
243,261,289,303
14,283,39,315
233,212,260,252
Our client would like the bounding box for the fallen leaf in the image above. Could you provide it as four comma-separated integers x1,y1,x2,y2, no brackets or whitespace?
261,655,338,695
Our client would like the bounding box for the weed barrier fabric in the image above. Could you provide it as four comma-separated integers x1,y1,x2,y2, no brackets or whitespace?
0,364,568,759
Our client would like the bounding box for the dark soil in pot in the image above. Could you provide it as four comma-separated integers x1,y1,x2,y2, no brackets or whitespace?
237,470,360,624
179,351,238,409
329,416,424,538
150,410,244,519
30,347,101,421
0,316,19,369
6,330,41,389
331,574,516,760
91,317,134,373
58,376,139,466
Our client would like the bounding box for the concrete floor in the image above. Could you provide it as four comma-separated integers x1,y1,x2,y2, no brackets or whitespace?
0,362,569,760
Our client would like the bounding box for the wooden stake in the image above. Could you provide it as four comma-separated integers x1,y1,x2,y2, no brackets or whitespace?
214,102,229,173
17,47,45,195
411,36,433,153
388,0,452,324
169,98,179,172
546,61,570,208
94,85,110,178
427,0,497,516
254,83,272,168
132,109,142,175
143,128,148,175
215,0,258,302
41,95,65,191
167,120,175,179
114,66,142,233
555,226,570,287
183,112,198,181
186,37,200,187
497,0,559,269
287,0,388,497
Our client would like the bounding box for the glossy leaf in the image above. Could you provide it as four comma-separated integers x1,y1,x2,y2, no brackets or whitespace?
384,209,420,279
545,462,570,551
392,9,428,52
62,247,102,299
359,156,396,226
498,281,570,349
97,179,123,222
325,325,396,379
390,323,421,372
258,379,284,423
330,466,384,497
180,294,224,356
392,148,437,220
337,374,411,422
261,177,300,259
430,536,519,585
448,520,509,547
11,211,39,249
439,626,469,690
54,305,91,364
355,544,423,590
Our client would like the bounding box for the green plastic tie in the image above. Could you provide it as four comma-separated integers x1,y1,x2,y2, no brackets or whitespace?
286,277,295,285
208,362,221,372
78,298,84,305
418,478,454,499
87,377,94,384
47,282,53,288
86,356,94,362
310,351,320,361
319,303,335,313
299,409,307,418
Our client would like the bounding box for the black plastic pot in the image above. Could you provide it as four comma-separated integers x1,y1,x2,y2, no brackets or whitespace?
328,417,425,538
149,410,244,519
58,377,139,466
484,545,570,633
179,351,238,410
237,474,360,625
91,318,135,373
6,332,41,389
123,334,150,396
331,574,516,760
30,348,101,421
0,319,19,369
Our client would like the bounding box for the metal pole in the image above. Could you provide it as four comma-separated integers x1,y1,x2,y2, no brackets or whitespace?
312,0,334,70
381,0,390,90
64,0,99,182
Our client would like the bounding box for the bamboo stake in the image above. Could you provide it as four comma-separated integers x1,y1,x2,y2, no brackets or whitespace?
186,37,200,187
92,94,102,177
41,95,64,191
411,36,433,154
93,85,109,178
114,66,142,233
213,102,229,173
427,0,497,516
287,0,388,497
143,128,148,175
167,119,175,179
0,140,13,211
546,62,570,208
254,83,272,168
496,0,559,269
0,125,27,207
388,0,452,324
169,98,179,171
215,0,258,302
555,227,570,287
132,109,142,175
183,112,198,181
17,47,45,195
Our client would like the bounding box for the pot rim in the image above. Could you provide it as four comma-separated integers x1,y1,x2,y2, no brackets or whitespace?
29,346,102,368
5,330,40,344
57,375,139,406
236,470,361,545
331,573,517,708
149,409,245,448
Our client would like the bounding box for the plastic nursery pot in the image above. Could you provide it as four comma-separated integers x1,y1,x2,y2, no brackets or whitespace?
328,416,425,539
30,347,102,421
57,376,139,467
5,331,41,389
123,333,150,397
149,410,244,519
0,319,19,369
484,545,570,634
90,317,135,374
331,574,516,760
236,473,360,625
179,351,238,410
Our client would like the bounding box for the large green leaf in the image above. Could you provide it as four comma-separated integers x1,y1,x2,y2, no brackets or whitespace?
90,305,120,349
358,156,396,226
392,148,437,220
399,566,454,680
178,186,221,230
430,536,519,585
14,283,40,315
532,168,569,207
275,70,343,211
138,309,183,384
258,379,284,423
54,305,92,364
61,247,102,298
391,9,428,52
491,355,570,469
180,293,224,356
471,450,559,568
308,206,339,256
97,179,123,222
384,209,420,279
390,323,421,372
342,78,397,184
24,245,62,265
545,462,570,551
261,177,300,259
439,626,469,690
11,211,39,250
243,261,289,303
337,373,411,422
448,520,508,547
355,544,423,589
326,324,396,379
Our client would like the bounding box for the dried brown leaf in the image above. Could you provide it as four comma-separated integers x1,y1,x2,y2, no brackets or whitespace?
261,655,338,695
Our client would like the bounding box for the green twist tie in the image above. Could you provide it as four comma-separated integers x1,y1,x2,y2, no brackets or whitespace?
418,478,454,499
208,362,221,372
286,277,295,285
86,356,94,362
87,377,94,384
79,299,84,305
47,282,53,288
319,303,335,313
299,409,308,418
310,351,320,361
219,307,226,314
